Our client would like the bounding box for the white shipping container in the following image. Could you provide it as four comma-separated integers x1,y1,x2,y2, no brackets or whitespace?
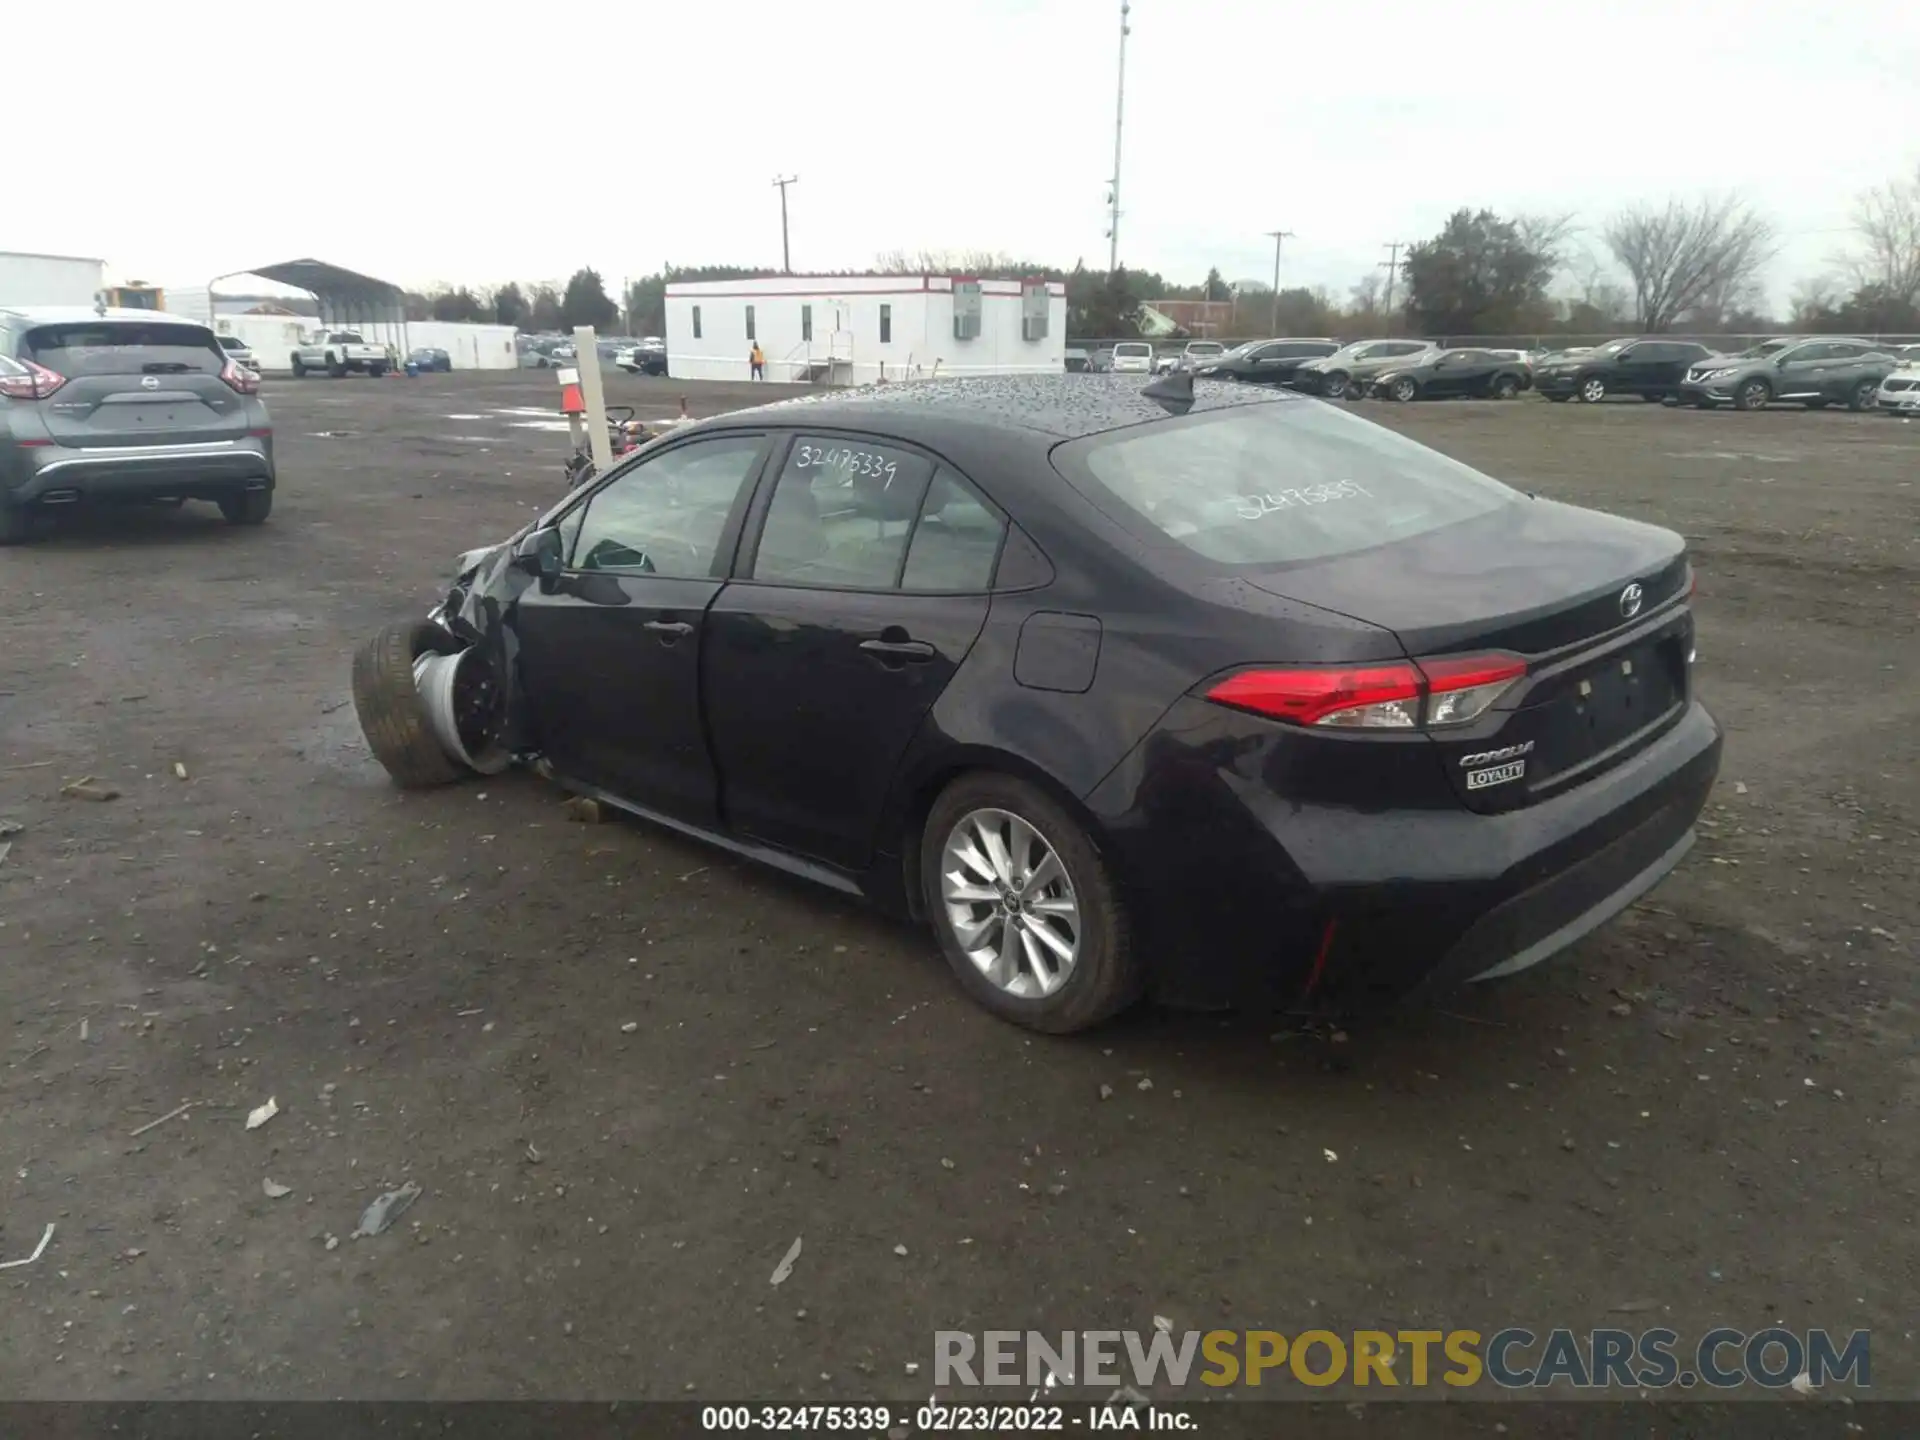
0,251,107,307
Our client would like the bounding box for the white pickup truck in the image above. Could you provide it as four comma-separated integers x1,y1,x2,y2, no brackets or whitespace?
290,330,391,378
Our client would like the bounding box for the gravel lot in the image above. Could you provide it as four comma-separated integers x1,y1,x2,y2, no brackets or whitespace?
2,371,1914,1404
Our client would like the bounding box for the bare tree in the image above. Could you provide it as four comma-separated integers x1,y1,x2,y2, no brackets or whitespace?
1842,166,1920,305
1516,211,1579,286
1602,196,1778,330
1348,271,1383,317
1788,274,1842,327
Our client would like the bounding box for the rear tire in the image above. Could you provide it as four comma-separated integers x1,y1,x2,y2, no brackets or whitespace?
291,356,307,378
1320,372,1350,399
1491,374,1520,400
328,354,346,378
0,503,47,546
351,620,469,789
1847,380,1878,412
1734,377,1771,411
921,773,1140,1034
218,490,272,525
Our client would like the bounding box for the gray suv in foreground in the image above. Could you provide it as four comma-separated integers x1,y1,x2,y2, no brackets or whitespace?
0,307,275,542
1678,336,1898,412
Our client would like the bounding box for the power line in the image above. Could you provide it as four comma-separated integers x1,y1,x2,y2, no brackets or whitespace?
1265,230,1295,333
772,176,798,274
1380,241,1407,325
1106,0,1131,273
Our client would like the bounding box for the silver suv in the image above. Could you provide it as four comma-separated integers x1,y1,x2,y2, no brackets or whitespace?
0,307,275,543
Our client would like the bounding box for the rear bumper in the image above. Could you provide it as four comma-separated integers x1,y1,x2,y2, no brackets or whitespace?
1088,698,1722,1010
7,438,275,505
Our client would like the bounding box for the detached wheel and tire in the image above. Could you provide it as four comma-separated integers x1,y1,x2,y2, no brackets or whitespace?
219,490,272,525
1734,378,1771,411
1388,376,1419,402
351,621,468,789
922,774,1140,1034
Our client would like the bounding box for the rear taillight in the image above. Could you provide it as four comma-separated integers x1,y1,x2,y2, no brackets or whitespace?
0,360,67,400
1206,653,1526,731
220,359,260,395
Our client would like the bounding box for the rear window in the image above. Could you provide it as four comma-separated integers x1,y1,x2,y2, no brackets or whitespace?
22,322,223,376
1060,401,1518,567
217,336,249,350
1113,343,1152,357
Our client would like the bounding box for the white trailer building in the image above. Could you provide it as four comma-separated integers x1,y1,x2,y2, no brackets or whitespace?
0,250,106,307
664,274,1066,385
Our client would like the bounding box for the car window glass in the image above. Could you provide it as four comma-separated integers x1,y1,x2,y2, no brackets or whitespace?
1066,402,1516,567
570,436,763,577
902,469,1006,592
751,437,934,589
1388,343,1427,356
1826,343,1865,359
1783,344,1825,363
23,322,224,375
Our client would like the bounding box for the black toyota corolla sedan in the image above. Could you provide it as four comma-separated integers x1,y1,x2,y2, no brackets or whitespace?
352,374,1721,1033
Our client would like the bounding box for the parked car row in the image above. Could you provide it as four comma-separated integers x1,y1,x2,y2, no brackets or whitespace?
1080,335,1919,414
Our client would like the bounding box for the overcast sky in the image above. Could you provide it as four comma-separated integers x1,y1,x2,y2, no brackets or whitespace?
13,0,1918,309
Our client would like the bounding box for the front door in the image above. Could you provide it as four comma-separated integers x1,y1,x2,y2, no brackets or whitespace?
703,435,1004,871
512,433,769,828
1773,343,1830,401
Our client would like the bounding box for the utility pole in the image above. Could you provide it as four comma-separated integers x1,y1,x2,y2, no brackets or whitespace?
1106,0,1131,273
772,176,798,274
1379,241,1405,331
1265,229,1294,334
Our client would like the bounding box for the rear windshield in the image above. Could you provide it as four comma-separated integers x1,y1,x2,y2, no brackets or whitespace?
217,336,249,350
23,322,223,376
1113,343,1152,357
1059,400,1518,567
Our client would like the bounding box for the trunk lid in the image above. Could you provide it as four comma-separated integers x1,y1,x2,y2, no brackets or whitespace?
1250,498,1693,812
25,321,246,448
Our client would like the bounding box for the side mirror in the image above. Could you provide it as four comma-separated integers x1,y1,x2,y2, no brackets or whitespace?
514,527,565,591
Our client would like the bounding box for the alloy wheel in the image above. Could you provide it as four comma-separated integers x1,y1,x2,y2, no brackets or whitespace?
1580,378,1606,403
940,808,1081,998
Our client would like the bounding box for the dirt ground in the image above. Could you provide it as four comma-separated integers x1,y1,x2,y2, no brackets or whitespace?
1,371,1914,1406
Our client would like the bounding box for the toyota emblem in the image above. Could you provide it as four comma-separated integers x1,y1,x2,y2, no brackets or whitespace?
1619,583,1644,618
140,376,160,390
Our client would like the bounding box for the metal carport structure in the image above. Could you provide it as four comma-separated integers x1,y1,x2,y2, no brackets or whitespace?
219,258,410,354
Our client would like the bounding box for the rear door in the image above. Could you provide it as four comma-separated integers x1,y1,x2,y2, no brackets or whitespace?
21,320,246,448
511,433,770,828
1818,342,1873,398
703,433,1003,870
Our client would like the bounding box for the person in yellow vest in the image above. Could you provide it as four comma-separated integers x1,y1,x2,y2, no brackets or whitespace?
749,342,766,380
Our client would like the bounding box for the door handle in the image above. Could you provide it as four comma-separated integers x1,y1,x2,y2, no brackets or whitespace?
644,619,694,637
860,638,935,663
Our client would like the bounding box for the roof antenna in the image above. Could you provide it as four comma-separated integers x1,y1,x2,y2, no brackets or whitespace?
1140,368,1194,415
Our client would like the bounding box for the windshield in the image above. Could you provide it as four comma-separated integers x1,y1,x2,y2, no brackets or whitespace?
1059,399,1518,567
1594,339,1633,354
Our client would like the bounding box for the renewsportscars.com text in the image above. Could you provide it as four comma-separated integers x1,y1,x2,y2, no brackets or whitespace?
934,1327,1871,1391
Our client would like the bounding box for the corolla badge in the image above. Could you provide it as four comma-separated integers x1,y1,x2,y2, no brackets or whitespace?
1618,583,1644,618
